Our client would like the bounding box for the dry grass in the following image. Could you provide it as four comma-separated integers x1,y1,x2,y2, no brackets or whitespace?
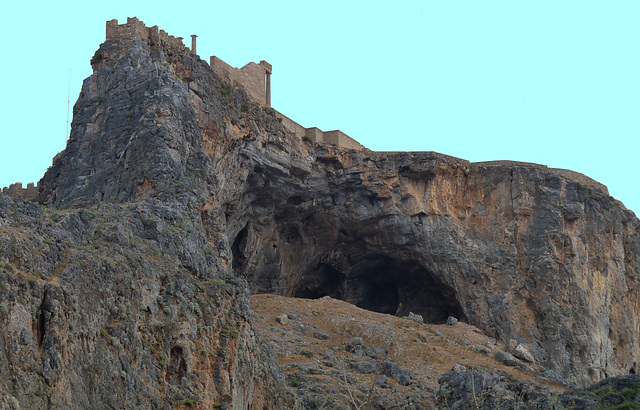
251,294,566,394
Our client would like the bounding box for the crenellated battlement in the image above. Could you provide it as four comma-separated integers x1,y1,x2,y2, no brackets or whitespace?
2,182,38,201
106,17,189,53
103,17,364,150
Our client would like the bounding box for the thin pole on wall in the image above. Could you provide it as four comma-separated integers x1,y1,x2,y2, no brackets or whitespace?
266,71,271,107
66,69,71,139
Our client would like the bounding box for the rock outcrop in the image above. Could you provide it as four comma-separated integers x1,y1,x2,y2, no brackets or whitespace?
197,103,640,386
0,16,639,408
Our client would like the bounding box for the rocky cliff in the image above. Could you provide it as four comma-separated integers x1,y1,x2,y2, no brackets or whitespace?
1,17,640,408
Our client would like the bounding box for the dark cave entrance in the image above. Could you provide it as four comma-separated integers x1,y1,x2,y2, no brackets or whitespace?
293,264,346,300
291,256,464,324
231,225,249,273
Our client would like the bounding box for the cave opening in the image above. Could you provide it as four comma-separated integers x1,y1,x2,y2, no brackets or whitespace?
167,346,187,385
231,225,249,273
291,256,464,324
293,263,346,300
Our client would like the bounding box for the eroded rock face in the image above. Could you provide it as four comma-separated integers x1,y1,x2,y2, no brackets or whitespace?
195,79,640,388
6,16,640,407
4,34,292,408
210,124,640,386
0,196,288,408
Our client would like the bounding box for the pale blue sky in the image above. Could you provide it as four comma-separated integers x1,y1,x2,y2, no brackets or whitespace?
2,1,638,215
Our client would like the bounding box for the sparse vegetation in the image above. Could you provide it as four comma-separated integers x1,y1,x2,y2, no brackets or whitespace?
590,382,640,409
90,51,103,65
290,375,306,387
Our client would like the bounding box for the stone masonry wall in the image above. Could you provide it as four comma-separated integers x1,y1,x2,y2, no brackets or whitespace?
210,57,272,107
106,17,189,53
273,112,365,150
105,17,363,150
2,183,38,201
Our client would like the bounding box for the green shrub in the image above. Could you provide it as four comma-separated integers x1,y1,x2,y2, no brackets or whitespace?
90,52,103,65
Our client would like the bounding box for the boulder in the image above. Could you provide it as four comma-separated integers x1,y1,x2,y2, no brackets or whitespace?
514,344,535,363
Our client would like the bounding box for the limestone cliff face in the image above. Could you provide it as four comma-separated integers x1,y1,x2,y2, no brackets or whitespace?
0,18,638,410
215,135,640,387
1,31,290,409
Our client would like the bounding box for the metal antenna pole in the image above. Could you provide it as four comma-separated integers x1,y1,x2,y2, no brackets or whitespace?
66,69,71,139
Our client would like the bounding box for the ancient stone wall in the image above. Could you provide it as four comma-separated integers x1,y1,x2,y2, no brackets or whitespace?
210,57,272,107
2,183,38,201
104,17,364,151
274,112,366,150
106,17,189,52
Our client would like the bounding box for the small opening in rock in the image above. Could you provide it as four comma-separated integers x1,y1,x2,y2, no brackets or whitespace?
167,346,187,385
33,302,45,347
231,224,249,272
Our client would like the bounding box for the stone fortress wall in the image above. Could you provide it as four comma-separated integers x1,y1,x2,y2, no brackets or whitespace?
102,18,611,194
0,19,612,201
209,57,272,108
1,183,38,201
106,18,365,151
106,17,189,53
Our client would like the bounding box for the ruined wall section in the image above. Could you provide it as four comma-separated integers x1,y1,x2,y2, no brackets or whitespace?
323,130,365,150
104,17,365,150
274,112,366,151
106,17,189,53
210,57,271,107
2,183,38,201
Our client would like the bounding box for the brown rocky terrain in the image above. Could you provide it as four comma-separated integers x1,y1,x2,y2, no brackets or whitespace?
0,17,639,409
252,294,565,408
